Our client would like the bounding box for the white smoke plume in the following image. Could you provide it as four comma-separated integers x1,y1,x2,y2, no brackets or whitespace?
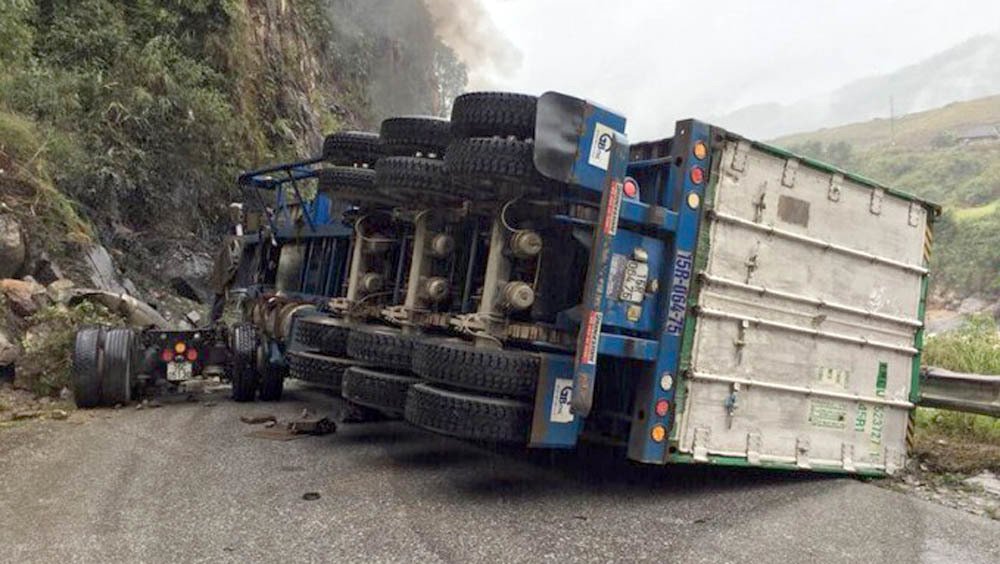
423,0,522,90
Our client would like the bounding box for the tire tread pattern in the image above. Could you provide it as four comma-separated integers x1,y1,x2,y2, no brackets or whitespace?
72,327,102,408
404,383,531,443
380,117,450,157
322,131,380,165
346,326,415,372
342,366,420,414
451,92,537,139
287,350,350,391
231,323,258,402
411,339,541,399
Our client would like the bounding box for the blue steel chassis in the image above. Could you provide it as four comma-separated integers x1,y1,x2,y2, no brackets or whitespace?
527,95,714,465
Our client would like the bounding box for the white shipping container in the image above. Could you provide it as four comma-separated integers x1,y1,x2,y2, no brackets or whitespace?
674,139,936,476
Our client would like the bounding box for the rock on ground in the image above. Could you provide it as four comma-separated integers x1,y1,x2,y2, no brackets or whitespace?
0,278,47,317
0,214,26,279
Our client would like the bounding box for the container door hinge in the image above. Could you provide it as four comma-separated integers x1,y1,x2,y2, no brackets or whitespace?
781,159,798,188
907,201,924,227
795,437,811,469
841,443,855,472
733,320,749,364
743,246,759,283
746,432,762,465
724,382,740,429
693,427,711,462
870,188,884,215
828,173,843,202
752,188,767,222
731,141,750,173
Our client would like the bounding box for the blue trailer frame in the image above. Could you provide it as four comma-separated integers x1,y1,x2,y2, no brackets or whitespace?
526,92,718,464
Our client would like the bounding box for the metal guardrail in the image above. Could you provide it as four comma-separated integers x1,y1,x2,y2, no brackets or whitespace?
919,367,1000,418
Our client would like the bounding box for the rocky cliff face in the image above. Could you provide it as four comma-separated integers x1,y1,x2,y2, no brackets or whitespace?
0,0,466,394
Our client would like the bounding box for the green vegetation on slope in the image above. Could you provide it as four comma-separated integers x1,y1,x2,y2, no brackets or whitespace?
776,95,1000,151
776,97,1000,301
0,0,465,274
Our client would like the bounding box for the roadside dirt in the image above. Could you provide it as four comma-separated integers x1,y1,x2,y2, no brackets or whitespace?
0,382,75,425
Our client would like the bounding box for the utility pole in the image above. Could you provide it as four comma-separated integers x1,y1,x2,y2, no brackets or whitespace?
889,95,896,146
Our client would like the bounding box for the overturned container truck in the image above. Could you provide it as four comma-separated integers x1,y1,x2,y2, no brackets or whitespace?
392,91,938,477
73,89,943,478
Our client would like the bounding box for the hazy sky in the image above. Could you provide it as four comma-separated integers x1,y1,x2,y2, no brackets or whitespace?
477,0,1000,138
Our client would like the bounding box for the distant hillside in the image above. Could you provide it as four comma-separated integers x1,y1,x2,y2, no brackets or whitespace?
770,96,1000,306
774,95,1000,151
716,34,1000,139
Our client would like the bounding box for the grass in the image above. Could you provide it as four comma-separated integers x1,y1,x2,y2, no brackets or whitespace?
954,200,1000,221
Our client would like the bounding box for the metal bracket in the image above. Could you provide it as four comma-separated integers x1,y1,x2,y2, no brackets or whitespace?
693,427,711,462
746,432,762,465
841,443,856,472
731,140,750,173
828,173,843,202
781,159,798,188
907,201,924,227
870,188,884,215
795,437,811,469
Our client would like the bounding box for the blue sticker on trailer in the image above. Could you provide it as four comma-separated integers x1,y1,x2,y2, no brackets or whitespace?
529,354,583,448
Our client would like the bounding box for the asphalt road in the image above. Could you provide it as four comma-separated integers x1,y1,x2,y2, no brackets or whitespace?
2,382,998,564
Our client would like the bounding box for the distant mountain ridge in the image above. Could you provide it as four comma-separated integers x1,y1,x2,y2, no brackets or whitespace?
714,34,1000,139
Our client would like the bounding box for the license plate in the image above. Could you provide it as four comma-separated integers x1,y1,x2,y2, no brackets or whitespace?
166,361,193,382
619,260,649,304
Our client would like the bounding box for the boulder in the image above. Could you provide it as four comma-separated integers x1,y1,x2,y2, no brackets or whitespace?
0,214,26,279
31,252,64,285
159,249,213,303
958,296,989,315
0,327,20,366
82,244,128,294
46,279,76,304
1,278,47,317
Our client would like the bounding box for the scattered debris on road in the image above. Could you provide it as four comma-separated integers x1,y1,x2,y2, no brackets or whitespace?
240,414,277,425
242,410,336,441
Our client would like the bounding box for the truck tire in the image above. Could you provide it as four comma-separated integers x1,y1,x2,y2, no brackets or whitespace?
231,323,258,402
317,166,377,198
346,325,415,373
375,156,473,204
405,383,531,443
411,339,542,399
100,328,134,406
287,350,353,391
322,131,380,166
380,116,450,157
258,361,286,402
342,366,420,416
444,137,555,197
451,92,537,140
291,315,350,357
72,327,103,408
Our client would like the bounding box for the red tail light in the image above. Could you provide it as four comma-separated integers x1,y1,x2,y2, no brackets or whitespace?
655,399,670,417
161,348,173,362
186,348,198,362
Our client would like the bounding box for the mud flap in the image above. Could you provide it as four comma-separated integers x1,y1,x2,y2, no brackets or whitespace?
528,354,583,448
533,91,627,191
